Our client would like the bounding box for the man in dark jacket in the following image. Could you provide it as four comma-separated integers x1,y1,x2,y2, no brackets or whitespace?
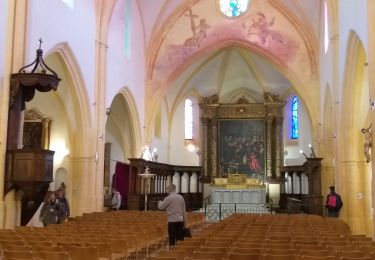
326,186,343,217
56,189,70,223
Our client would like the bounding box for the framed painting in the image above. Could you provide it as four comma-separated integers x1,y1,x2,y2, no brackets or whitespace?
219,119,266,179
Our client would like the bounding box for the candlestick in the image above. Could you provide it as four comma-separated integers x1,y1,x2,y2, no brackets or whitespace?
299,150,308,159
308,144,316,158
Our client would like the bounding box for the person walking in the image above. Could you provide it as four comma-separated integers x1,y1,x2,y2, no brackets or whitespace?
56,189,70,223
39,191,59,227
158,184,187,246
111,188,122,211
326,186,343,217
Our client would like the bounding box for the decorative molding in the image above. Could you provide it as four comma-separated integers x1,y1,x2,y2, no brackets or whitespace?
24,108,44,121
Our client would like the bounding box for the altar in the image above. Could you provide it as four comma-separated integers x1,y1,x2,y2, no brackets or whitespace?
211,173,267,204
212,188,266,204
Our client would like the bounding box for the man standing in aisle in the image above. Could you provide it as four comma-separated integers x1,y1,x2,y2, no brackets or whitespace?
158,184,187,246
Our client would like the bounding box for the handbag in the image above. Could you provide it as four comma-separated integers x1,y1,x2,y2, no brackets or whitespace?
183,227,192,238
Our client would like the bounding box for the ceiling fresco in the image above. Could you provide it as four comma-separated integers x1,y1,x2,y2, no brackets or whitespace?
149,0,316,88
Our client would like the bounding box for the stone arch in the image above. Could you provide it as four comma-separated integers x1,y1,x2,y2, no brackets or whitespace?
55,167,68,191
146,42,319,147
116,87,142,157
169,89,203,133
341,31,369,160
47,42,93,155
105,87,141,178
43,42,96,216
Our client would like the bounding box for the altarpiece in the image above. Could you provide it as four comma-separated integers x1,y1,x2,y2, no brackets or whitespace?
199,94,285,185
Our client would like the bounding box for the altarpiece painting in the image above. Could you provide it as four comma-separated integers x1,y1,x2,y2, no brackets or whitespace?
219,119,265,179
199,94,285,183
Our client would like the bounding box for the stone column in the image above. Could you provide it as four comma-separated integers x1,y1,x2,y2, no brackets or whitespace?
368,0,375,239
93,0,117,212
70,155,97,215
266,116,274,178
0,0,28,228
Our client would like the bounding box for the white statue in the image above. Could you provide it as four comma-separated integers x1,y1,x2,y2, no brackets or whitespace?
361,124,372,163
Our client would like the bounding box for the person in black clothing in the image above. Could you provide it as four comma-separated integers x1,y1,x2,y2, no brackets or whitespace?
56,189,70,223
326,186,343,217
39,191,59,227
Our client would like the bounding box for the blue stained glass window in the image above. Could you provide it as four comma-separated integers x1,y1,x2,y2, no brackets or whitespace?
219,0,250,18
291,96,299,139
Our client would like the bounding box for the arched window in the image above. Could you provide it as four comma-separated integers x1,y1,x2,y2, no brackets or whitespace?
291,96,299,139
124,0,132,58
324,1,329,54
184,99,193,139
219,0,250,18
61,0,74,9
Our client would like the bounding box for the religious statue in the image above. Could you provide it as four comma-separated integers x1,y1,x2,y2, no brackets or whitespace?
361,124,372,163
263,92,280,102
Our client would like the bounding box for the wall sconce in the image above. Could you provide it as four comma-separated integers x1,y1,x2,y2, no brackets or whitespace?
299,150,308,159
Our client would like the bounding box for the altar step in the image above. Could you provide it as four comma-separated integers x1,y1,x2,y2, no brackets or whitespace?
197,203,273,222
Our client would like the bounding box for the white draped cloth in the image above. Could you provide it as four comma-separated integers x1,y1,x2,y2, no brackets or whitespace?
26,202,44,227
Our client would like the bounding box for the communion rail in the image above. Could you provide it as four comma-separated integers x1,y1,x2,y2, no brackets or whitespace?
127,158,203,211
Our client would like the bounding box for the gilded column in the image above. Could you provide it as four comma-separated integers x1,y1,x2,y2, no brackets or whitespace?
41,118,50,150
210,118,218,178
200,117,208,180
275,116,283,178
266,116,273,178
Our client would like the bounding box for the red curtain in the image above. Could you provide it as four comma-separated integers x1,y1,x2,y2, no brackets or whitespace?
113,162,130,209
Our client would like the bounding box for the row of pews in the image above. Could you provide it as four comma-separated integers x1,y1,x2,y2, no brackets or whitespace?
150,213,375,260
0,210,205,260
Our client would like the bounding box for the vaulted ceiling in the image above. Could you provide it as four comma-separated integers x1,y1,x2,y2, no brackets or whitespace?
137,0,322,47
132,0,323,115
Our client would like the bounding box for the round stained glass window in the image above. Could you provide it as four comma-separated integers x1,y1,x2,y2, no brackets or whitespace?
219,0,250,18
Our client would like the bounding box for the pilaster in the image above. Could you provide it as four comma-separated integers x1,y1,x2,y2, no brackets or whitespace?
0,0,28,228
368,0,375,239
